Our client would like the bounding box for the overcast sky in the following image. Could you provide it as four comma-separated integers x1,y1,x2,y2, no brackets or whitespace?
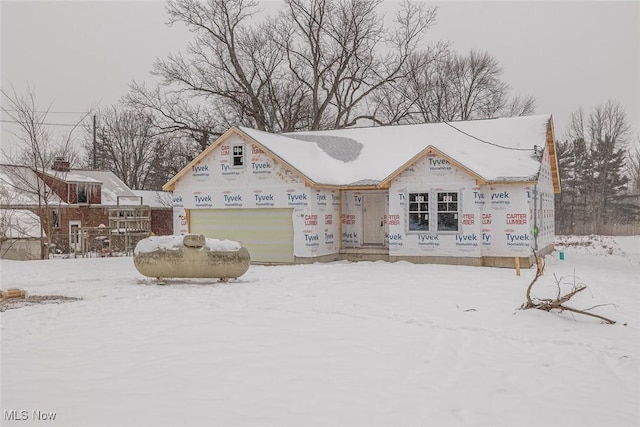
1,0,639,155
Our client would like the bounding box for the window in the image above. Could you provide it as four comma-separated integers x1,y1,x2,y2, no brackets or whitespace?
408,192,429,231
406,190,462,233
437,191,459,232
51,209,60,228
77,185,88,203
232,145,244,166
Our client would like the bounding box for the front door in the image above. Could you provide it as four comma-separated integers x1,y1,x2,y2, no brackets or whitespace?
362,193,386,245
69,220,82,252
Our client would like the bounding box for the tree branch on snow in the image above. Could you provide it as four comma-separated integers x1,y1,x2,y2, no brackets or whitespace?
520,251,616,324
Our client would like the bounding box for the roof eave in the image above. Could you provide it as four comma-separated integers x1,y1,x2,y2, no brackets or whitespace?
486,179,538,186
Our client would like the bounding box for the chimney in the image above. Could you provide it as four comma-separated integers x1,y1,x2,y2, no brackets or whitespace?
52,157,71,172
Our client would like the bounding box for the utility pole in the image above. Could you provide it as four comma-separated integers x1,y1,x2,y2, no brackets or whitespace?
93,114,97,169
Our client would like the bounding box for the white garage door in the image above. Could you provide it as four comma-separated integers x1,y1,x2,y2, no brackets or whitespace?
189,208,294,264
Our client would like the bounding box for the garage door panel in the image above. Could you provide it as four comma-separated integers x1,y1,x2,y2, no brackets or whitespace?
190,208,294,264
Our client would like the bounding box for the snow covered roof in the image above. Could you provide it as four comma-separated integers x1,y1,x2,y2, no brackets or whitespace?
0,209,43,238
44,169,101,184
132,190,173,208
0,164,141,206
165,115,558,190
68,170,138,205
0,165,65,206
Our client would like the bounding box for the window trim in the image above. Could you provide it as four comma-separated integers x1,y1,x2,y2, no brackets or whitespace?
404,189,462,234
76,184,88,204
51,208,60,228
436,190,460,233
407,191,430,233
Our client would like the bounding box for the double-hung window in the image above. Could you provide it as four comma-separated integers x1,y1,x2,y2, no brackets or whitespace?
408,192,429,231
437,191,459,232
406,190,461,233
232,145,244,167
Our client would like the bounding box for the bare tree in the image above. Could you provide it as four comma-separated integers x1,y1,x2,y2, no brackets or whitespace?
137,0,437,135
504,95,536,118
276,0,437,129
83,105,178,190
153,0,274,130
375,48,535,124
1,87,85,258
125,0,281,157
126,83,227,154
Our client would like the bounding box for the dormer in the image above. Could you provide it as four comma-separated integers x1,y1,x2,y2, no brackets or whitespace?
34,158,103,205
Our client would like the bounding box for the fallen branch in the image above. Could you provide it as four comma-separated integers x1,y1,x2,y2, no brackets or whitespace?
520,252,616,324
523,250,544,309
557,305,617,325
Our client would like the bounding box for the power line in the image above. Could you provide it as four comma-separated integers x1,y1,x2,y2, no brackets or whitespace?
439,120,534,152
1,109,90,114
0,119,87,127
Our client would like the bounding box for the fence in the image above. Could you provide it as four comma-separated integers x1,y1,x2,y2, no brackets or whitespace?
49,226,150,258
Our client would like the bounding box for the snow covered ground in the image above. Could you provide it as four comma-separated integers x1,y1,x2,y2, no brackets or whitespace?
1,236,639,426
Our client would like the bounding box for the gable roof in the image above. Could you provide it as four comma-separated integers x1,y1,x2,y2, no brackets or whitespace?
0,164,140,206
164,115,559,192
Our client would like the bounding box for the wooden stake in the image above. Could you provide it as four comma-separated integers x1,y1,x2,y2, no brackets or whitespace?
515,257,521,276
0,289,28,299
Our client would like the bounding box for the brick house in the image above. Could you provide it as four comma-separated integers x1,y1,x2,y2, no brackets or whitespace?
0,158,172,258
132,190,174,236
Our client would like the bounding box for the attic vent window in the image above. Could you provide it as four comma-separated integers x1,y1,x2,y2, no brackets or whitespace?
232,145,244,167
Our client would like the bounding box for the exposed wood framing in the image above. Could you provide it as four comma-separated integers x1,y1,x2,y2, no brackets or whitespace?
338,189,343,251
546,118,561,194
